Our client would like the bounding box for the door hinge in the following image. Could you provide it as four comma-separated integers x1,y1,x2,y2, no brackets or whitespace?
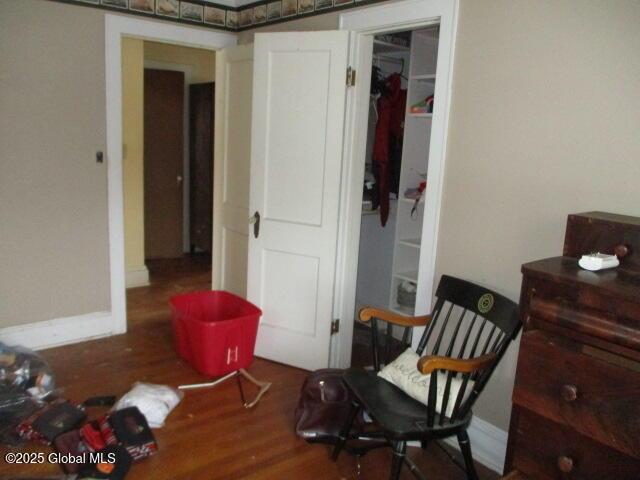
331,319,340,334
346,67,356,87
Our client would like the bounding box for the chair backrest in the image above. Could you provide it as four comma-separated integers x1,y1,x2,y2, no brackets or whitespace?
367,275,521,428
416,275,520,426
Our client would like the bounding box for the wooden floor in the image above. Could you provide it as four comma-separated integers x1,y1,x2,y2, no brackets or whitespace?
0,255,498,480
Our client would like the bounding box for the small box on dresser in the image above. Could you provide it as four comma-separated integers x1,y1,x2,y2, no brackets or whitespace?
504,212,640,479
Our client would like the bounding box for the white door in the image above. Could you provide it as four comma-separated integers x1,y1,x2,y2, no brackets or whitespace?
212,45,253,297
248,32,351,370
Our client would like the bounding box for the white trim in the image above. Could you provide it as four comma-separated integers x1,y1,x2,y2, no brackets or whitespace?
339,0,454,32
329,32,373,368
406,416,508,474
443,416,508,474
0,312,113,351
144,59,194,253
106,15,235,336
125,265,150,288
332,0,460,367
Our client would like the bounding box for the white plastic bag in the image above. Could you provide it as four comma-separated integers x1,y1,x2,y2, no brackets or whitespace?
114,382,183,428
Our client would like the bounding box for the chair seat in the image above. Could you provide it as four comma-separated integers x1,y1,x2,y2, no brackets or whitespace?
343,369,472,440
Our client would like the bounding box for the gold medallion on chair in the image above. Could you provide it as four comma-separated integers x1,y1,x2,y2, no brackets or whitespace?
477,293,494,314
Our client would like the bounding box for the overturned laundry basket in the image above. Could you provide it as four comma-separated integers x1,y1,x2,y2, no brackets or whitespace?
170,291,271,408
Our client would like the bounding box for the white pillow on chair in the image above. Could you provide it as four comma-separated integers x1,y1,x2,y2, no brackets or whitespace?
377,348,473,418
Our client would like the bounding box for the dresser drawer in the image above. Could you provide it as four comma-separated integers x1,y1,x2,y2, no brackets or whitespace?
525,289,640,354
513,330,640,457
510,408,640,480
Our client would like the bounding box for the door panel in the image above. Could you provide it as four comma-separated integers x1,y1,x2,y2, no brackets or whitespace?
223,58,252,210
212,45,253,297
221,228,248,297
189,82,214,253
144,69,184,259
248,32,350,370
262,51,332,226
260,249,319,336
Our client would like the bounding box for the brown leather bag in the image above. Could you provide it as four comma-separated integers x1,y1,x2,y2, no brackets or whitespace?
294,369,362,441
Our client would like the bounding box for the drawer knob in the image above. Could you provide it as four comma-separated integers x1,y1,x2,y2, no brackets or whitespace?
557,455,574,473
614,244,629,259
561,384,578,402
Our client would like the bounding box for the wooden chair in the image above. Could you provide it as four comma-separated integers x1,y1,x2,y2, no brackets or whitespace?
332,275,521,480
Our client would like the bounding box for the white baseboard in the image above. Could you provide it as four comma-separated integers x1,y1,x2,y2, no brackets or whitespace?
408,415,507,474
444,416,507,474
126,265,150,288
0,311,115,351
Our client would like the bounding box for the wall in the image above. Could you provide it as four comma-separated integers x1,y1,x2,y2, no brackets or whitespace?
241,0,640,431
0,0,110,327
122,38,146,282
144,41,215,82
238,9,343,43
0,0,224,327
434,0,640,431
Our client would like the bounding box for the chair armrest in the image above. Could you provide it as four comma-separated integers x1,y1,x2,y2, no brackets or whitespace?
359,307,431,327
417,353,497,375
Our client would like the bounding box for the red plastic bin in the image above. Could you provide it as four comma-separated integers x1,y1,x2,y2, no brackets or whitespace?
169,291,262,377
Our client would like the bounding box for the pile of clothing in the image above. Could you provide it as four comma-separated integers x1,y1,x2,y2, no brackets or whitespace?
1,342,57,446
0,343,182,479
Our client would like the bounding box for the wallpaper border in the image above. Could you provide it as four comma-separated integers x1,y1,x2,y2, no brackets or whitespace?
45,0,387,32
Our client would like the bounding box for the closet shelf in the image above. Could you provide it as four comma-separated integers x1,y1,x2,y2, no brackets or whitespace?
373,39,410,54
398,238,421,249
394,270,419,283
409,112,433,118
411,74,436,81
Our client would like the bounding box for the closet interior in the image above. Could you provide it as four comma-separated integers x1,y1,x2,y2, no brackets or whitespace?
351,26,440,365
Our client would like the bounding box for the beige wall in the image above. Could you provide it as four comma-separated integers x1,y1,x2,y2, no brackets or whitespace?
144,41,215,83
436,0,640,431
0,0,110,327
239,11,340,42
241,0,640,431
122,38,146,273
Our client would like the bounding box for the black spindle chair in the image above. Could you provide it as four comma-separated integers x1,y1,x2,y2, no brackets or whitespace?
332,275,521,480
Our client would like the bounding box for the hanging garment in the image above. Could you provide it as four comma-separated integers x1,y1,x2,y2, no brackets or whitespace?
372,74,406,226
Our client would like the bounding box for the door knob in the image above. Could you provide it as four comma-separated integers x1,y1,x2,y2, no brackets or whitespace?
250,211,260,238
177,175,183,184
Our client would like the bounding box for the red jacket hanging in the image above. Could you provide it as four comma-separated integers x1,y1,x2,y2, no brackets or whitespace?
373,74,406,226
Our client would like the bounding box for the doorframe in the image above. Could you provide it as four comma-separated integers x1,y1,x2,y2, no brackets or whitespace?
144,60,194,254
331,0,460,367
106,14,235,335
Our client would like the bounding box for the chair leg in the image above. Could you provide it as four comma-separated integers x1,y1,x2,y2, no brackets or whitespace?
389,440,406,480
331,401,360,461
457,430,479,480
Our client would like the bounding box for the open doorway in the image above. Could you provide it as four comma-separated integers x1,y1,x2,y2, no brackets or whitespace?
122,38,216,328
350,27,441,367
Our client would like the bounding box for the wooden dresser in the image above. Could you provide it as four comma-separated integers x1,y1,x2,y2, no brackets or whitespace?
504,212,640,479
